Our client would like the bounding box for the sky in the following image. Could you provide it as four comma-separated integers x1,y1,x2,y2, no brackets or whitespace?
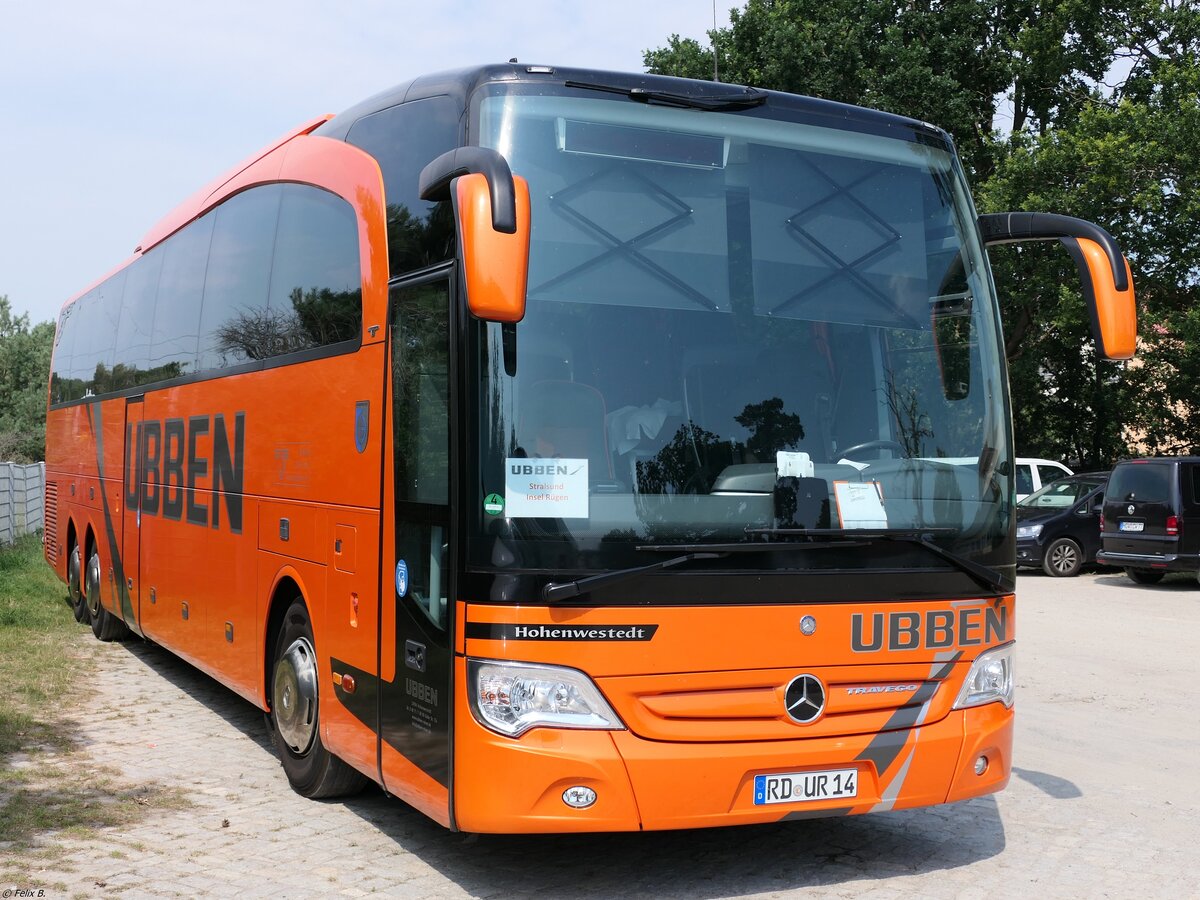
1,1,739,327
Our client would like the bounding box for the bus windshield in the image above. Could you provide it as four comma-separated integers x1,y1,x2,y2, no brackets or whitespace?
469,86,1011,573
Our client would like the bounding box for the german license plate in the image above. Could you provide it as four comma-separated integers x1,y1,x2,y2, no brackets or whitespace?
1120,521,1144,532
753,768,858,805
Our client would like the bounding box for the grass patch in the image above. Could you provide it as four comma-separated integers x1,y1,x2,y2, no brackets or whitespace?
0,533,193,850
0,533,85,758
0,763,190,845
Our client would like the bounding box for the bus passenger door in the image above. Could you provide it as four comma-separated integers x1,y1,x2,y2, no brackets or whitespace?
380,274,454,822
120,397,145,634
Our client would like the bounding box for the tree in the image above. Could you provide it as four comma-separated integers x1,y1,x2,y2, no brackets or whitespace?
0,296,54,462
645,0,1200,467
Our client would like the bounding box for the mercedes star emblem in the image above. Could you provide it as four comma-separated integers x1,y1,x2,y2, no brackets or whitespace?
783,673,826,724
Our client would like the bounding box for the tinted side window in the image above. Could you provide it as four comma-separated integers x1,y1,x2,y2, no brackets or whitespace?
1015,464,1033,495
68,288,112,396
1109,463,1172,503
51,301,80,403
90,272,127,395
345,96,459,277
197,185,282,370
1186,465,1200,506
149,213,214,379
1037,464,1066,487
391,278,451,631
267,184,362,353
392,280,450,505
114,251,162,388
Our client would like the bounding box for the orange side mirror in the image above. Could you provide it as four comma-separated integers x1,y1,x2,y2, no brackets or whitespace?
454,172,530,323
979,212,1137,360
1062,238,1136,360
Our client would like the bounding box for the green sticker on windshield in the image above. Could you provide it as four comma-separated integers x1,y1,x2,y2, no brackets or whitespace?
484,493,505,516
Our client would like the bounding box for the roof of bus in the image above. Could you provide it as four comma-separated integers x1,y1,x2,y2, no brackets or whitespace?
313,62,951,145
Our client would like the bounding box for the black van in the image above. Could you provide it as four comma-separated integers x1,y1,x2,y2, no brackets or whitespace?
1097,457,1200,584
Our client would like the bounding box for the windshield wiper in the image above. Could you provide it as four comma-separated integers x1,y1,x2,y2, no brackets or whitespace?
564,79,769,111
744,527,1011,594
542,551,726,603
543,528,1007,603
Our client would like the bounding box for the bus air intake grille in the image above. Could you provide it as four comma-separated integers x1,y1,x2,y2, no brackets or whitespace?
44,481,58,564
598,665,952,743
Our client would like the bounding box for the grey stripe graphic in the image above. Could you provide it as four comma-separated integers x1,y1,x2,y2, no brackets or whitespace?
87,403,141,635
874,744,916,812
855,650,962,778
781,806,854,821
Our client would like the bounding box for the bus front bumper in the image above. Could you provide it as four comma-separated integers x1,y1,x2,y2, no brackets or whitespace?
453,701,1012,833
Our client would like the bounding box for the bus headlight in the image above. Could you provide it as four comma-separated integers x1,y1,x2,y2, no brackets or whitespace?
468,659,624,738
952,642,1015,710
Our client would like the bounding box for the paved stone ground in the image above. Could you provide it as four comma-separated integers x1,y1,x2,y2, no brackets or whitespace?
3,570,1198,899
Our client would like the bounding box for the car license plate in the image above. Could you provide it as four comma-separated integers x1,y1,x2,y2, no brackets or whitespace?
1120,521,1144,532
753,768,858,805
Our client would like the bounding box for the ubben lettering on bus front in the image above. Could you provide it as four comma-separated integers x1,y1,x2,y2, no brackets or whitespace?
850,605,1009,652
125,412,246,534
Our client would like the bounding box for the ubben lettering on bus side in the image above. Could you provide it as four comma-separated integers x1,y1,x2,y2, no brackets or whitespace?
125,412,245,533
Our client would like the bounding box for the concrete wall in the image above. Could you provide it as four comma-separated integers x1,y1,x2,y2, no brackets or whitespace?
0,461,45,545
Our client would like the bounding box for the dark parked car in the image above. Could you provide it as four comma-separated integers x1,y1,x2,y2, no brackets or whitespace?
1097,457,1200,584
1016,472,1109,577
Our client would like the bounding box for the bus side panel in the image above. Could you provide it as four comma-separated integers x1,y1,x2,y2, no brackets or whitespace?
44,387,89,578
322,509,382,781
44,404,79,581
137,494,262,702
379,741,452,829
131,348,383,703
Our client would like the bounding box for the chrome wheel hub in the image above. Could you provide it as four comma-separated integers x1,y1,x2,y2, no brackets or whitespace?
1050,544,1077,573
68,545,82,603
274,636,318,754
84,552,102,618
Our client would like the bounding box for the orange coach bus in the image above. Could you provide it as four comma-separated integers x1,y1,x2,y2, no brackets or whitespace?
44,63,1136,832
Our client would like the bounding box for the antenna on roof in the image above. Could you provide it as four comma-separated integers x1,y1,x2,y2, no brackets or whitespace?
712,1,720,82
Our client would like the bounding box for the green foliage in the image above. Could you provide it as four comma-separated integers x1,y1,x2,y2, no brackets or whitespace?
0,296,53,462
646,1,1200,467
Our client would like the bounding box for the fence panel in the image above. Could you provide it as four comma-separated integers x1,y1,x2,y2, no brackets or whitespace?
0,462,46,546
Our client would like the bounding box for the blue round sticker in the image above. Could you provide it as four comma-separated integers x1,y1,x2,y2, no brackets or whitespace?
395,560,409,598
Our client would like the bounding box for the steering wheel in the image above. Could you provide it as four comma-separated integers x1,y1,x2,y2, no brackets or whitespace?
838,439,907,461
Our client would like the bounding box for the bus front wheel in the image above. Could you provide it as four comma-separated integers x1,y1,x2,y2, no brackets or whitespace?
268,598,366,799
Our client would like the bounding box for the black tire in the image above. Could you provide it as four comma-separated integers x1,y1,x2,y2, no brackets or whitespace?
267,598,366,799
68,541,87,622
1042,537,1083,578
1125,567,1165,585
86,544,129,642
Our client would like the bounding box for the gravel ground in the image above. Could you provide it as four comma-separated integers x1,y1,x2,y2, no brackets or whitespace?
2,568,1198,899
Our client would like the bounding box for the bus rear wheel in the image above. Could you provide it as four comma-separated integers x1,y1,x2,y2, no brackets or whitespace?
268,598,366,799
68,541,87,622
86,545,129,642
